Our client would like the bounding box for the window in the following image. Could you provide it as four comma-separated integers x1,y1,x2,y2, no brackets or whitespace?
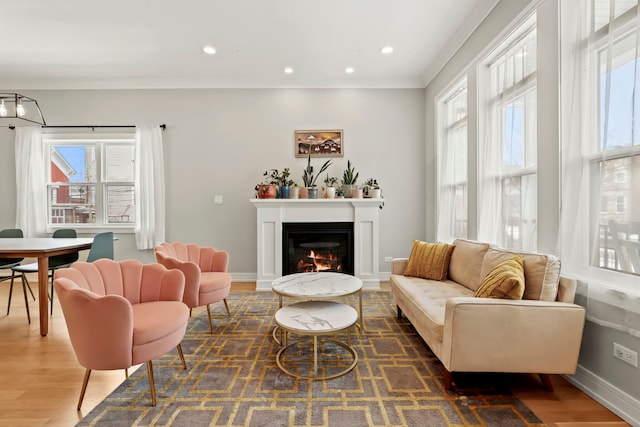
479,14,537,251
45,134,136,229
436,79,468,242
589,1,640,275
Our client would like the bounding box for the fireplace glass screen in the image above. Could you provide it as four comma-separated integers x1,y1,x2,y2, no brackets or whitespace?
282,222,353,275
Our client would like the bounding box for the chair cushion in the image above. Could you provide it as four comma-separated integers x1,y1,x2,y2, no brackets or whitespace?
132,301,189,347
404,240,455,281
474,255,525,300
200,271,232,293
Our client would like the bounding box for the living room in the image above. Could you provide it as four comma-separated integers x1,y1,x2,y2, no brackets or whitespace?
1,0,639,426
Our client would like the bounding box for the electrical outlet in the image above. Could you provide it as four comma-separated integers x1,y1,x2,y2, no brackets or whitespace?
384,256,393,263
613,343,638,368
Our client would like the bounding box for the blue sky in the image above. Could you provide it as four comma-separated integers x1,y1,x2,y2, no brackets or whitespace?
55,146,85,183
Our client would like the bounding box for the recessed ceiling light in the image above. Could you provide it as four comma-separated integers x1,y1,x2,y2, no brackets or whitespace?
380,46,394,55
203,45,217,55
345,67,355,74
284,67,294,74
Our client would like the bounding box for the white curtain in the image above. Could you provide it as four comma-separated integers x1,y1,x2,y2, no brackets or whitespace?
14,126,46,237
560,0,640,336
478,16,538,251
437,83,468,243
134,125,165,250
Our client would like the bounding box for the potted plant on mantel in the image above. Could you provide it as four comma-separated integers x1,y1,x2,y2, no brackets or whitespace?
341,160,359,198
323,174,339,198
363,178,381,199
302,153,332,199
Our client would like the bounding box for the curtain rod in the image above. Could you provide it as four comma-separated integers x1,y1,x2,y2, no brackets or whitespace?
8,124,166,131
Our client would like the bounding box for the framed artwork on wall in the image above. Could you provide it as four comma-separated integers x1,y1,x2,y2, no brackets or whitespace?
295,129,343,158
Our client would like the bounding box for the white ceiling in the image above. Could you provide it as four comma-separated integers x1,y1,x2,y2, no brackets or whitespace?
2,0,497,90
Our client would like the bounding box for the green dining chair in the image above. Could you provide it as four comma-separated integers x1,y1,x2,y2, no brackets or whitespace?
12,228,79,315
1,228,35,323
86,232,115,262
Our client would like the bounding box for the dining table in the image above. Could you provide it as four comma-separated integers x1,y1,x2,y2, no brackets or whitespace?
0,237,94,336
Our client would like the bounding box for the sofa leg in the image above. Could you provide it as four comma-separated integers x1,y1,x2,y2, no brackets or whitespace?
539,374,554,392
443,368,453,390
397,305,402,319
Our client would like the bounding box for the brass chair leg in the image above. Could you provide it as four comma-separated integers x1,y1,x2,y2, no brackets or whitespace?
77,368,92,411
21,276,30,324
124,368,129,379
177,344,187,370
223,298,231,317
146,361,156,406
206,304,213,334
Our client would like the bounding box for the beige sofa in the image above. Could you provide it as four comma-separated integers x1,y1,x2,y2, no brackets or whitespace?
389,238,586,391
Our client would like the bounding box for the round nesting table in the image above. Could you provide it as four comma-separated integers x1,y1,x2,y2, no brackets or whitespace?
274,300,358,380
271,272,364,344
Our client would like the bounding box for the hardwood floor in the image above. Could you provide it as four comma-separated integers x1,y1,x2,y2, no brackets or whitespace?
0,279,629,426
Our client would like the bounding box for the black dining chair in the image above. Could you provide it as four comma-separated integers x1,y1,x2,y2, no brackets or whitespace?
1,228,35,322
12,228,80,315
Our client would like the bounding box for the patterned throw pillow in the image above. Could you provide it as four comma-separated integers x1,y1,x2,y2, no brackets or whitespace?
403,240,455,281
474,255,525,299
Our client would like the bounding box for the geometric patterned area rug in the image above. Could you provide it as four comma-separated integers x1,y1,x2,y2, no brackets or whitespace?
77,292,544,427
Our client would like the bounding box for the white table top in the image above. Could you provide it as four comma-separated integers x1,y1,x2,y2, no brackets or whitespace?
272,272,362,298
275,301,358,334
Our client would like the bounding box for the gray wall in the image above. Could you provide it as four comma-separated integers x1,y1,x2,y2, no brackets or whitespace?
423,0,640,423
0,88,425,278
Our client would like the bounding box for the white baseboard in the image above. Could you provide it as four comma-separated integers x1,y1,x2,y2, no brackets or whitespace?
565,365,640,426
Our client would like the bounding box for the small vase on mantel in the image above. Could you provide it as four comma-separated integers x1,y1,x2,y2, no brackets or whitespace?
307,187,319,199
290,186,300,199
299,187,309,199
280,185,290,199
325,187,336,199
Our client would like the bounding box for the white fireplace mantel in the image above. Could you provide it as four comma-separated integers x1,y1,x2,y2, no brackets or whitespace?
251,198,382,291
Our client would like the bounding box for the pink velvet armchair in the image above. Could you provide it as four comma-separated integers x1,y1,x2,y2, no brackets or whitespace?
53,259,190,410
154,242,232,333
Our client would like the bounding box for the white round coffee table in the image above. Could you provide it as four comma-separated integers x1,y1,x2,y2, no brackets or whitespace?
275,300,358,380
271,272,364,342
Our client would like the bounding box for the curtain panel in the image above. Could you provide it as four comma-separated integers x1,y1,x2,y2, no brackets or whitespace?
14,126,46,237
134,125,165,250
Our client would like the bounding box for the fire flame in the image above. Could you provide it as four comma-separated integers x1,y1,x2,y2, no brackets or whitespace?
294,249,343,272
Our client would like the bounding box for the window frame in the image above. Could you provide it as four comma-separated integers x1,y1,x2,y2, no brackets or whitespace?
43,133,136,233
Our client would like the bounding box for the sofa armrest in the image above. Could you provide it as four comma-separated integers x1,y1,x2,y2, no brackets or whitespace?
391,258,409,275
440,297,585,374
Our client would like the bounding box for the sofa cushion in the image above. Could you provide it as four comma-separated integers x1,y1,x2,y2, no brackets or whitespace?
404,240,455,281
474,255,525,299
480,247,561,301
390,274,473,349
448,239,491,291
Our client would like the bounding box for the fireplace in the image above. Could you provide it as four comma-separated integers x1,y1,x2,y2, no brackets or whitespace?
251,198,381,290
282,222,353,275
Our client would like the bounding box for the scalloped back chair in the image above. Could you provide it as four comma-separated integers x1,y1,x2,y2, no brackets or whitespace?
53,259,189,410
154,242,232,333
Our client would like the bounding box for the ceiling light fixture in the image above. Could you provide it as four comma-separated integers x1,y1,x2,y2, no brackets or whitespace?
345,67,355,74
284,67,294,74
0,93,46,127
380,46,394,55
16,99,25,117
202,45,217,55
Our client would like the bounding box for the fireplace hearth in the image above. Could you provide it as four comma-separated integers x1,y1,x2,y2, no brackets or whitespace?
283,222,353,275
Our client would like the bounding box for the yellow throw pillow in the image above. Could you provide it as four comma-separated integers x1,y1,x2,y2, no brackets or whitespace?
474,255,525,300
404,240,455,281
